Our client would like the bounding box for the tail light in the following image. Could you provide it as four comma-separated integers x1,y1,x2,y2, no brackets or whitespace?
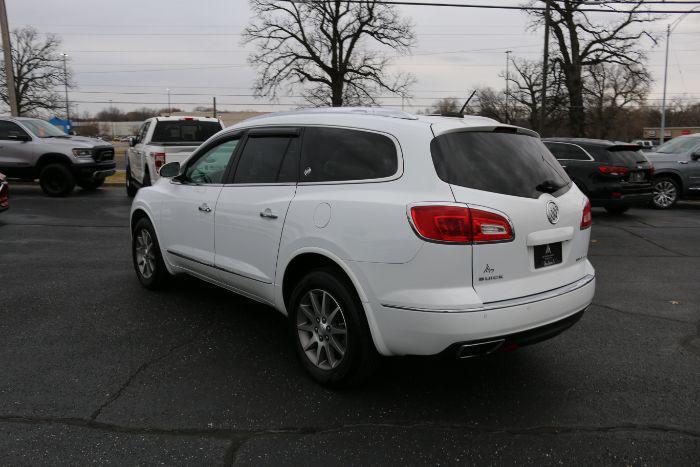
580,199,592,230
598,165,630,176
152,152,166,169
409,205,513,244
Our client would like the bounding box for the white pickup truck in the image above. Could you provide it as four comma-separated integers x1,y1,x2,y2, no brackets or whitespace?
125,116,224,196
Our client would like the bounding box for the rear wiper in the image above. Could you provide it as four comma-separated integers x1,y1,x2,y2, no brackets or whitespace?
536,180,564,194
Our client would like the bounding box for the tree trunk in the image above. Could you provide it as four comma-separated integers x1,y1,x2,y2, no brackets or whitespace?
564,64,585,137
330,76,344,107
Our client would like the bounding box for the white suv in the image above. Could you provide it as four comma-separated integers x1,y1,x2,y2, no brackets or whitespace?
130,108,595,387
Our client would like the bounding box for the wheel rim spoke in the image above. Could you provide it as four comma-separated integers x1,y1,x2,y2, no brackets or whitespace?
297,288,348,370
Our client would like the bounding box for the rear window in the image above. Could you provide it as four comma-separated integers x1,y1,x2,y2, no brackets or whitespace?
151,120,222,144
300,127,398,182
588,147,644,166
431,132,571,199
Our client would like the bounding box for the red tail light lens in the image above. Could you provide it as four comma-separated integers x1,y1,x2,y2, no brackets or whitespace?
152,152,166,169
409,205,513,244
410,205,471,243
471,209,514,243
598,165,630,176
581,199,592,230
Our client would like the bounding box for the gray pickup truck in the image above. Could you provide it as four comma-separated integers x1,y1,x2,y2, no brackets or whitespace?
646,134,700,209
0,116,116,197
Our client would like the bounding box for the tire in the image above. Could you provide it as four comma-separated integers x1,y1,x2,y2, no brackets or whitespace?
289,268,379,388
604,205,629,215
77,178,105,191
126,164,137,197
132,217,169,290
39,163,75,197
652,176,679,209
142,168,151,188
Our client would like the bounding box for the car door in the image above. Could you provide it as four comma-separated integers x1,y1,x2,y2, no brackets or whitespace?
0,121,35,178
129,121,151,181
684,142,700,192
158,135,241,279
214,127,300,304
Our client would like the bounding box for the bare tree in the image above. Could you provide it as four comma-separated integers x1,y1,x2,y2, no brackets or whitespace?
504,57,568,131
526,1,657,136
0,26,72,116
243,0,415,107
429,97,460,114
584,63,650,139
474,87,508,122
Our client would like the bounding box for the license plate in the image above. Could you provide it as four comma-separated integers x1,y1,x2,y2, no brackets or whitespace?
534,242,562,269
630,171,645,182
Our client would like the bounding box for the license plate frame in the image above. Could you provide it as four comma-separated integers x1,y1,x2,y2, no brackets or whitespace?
534,242,563,269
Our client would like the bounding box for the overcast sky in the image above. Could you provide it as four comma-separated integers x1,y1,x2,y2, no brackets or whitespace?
7,0,700,115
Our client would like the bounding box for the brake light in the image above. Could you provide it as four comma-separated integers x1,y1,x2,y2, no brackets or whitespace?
409,205,513,244
152,152,166,169
471,209,514,243
598,165,630,176
581,199,592,230
181,117,195,121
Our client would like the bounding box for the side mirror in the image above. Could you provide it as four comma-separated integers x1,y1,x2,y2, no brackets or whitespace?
128,136,137,147
691,151,700,161
159,161,180,178
8,131,30,142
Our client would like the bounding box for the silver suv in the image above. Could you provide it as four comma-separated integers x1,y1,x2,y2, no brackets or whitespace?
645,134,700,208
0,117,116,197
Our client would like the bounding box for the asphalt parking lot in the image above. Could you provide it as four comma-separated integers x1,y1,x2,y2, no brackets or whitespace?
1,185,698,465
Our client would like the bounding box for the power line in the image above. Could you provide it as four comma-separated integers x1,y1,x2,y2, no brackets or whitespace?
330,0,700,14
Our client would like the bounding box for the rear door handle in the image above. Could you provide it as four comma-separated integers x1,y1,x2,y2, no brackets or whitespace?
678,161,689,164
198,203,212,213
260,208,278,219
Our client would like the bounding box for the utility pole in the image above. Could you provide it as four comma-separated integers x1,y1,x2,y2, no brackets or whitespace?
61,53,70,123
109,99,115,139
539,0,551,134
505,50,512,124
166,88,171,115
212,96,216,118
0,0,18,116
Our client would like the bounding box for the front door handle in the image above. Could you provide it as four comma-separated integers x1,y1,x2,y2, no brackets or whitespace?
678,161,689,164
260,208,278,219
198,203,212,213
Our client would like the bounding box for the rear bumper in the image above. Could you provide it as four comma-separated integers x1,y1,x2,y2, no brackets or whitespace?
367,274,595,356
590,183,653,207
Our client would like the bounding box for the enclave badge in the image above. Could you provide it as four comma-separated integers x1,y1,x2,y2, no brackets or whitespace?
545,201,559,225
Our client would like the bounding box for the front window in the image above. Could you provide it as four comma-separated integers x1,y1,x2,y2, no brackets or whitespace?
431,131,571,199
21,119,68,138
656,137,700,154
185,138,239,184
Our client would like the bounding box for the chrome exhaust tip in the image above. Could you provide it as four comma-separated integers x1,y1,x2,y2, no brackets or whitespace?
456,339,505,359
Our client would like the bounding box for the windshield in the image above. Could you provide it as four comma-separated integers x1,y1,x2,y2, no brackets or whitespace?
151,120,222,144
656,136,700,154
21,119,68,138
431,131,571,199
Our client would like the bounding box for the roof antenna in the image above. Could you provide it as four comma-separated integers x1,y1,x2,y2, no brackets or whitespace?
459,90,477,115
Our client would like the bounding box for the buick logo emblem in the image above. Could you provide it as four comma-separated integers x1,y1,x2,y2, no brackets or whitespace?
545,201,559,224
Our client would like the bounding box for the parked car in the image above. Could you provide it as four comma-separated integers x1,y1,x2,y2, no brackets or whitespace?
130,108,595,387
0,117,116,197
543,138,654,214
631,140,655,152
0,172,8,212
644,134,700,209
125,116,224,197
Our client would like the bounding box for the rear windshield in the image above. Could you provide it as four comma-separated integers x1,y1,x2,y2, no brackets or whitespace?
431,131,571,199
588,147,644,166
151,120,222,144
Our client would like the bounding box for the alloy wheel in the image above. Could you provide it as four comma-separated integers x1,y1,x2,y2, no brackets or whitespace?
296,289,348,370
653,181,677,208
135,229,156,279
